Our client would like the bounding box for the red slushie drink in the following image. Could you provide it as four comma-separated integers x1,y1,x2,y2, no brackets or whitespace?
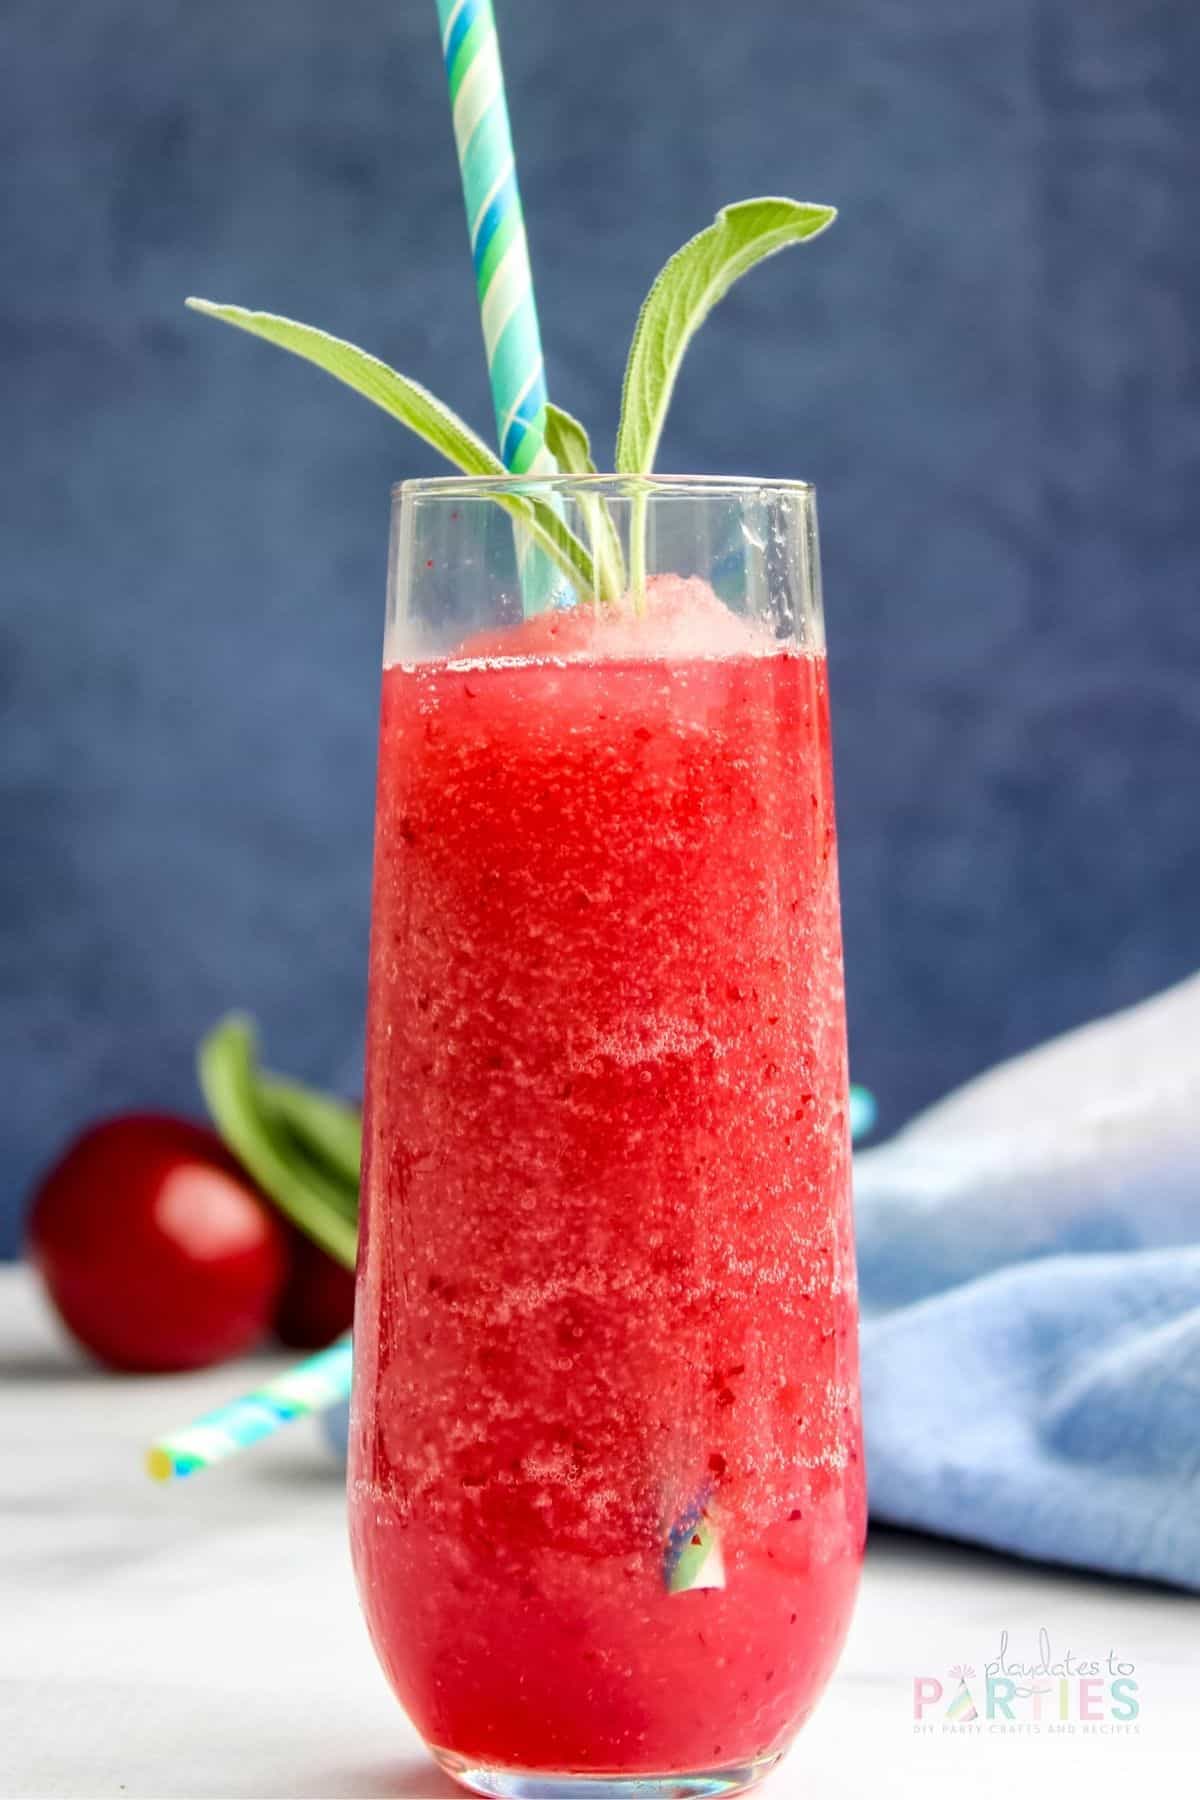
350,563,864,1791
190,137,857,1795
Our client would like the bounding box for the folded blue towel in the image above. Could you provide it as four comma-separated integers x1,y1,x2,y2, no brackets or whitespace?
857,972,1200,1590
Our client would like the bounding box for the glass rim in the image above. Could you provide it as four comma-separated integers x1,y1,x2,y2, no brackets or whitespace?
394,472,815,501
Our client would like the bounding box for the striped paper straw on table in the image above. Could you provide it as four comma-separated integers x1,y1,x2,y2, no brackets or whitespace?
435,0,556,478
145,1336,352,1482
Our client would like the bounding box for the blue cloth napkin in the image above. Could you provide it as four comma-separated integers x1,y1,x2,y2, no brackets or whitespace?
856,972,1200,1590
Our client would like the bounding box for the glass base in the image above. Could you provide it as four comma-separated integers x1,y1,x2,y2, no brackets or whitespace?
434,1749,782,1799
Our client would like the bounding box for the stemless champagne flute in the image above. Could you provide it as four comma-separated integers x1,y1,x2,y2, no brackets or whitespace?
349,476,864,1799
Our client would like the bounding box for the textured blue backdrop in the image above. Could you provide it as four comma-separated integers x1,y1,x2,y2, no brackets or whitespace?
3,1,1200,1252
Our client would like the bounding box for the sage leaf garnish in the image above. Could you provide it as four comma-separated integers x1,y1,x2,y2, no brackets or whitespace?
186,300,597,600
260,1076,362,1201
615,198,836,476
189,196,837,609
544,403,625,602
198,1014,359,1269
543,403,598,474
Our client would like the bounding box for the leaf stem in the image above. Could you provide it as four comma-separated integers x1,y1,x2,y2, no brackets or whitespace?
629,487,648,613
499,493,596,600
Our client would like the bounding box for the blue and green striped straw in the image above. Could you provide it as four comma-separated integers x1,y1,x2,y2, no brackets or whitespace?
435,0,556,479
145,1336,352,1482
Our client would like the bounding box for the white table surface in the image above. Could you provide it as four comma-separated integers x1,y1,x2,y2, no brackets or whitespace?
1,1267,1191,1800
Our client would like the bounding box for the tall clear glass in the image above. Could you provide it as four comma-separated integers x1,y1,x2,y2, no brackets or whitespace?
349,477,864,1799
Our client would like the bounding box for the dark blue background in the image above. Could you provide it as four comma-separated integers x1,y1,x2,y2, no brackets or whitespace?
4,1,1199,1253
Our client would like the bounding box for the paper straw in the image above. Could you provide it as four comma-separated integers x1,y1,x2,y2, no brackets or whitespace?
850,1084,877,1139
435,0,555,478
145,1336,352,1482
